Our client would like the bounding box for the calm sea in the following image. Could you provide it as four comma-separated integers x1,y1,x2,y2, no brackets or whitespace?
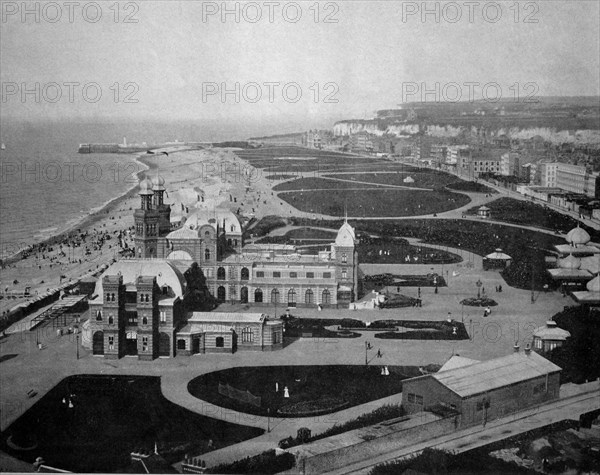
0,119,257,258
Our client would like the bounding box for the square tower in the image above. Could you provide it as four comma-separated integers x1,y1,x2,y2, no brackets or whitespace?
136,276,159,360
101,275,125,359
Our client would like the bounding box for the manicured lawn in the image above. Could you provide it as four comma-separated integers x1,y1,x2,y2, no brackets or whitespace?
0,375,263,473
188,365,418,418
277,188,470,217
446,181,497,194
373,320,469,341
322,170,459,189
273,177,378,191
465,197,600,239
359,237,461,265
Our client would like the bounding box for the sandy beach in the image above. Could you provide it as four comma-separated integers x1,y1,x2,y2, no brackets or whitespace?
0,146,301,316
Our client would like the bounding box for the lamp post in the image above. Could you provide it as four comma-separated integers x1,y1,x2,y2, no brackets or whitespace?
76,334,79,360
476,278,483,299
267,407,271,433
364,341,371,365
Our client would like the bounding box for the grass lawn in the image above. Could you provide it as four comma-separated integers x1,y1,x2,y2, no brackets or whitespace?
446,181,497,194
0,375,263,473
273,177,378,191
465,197,600,240
321,170,460,189
359,238,461,265
188,365,417,418
277,188,470,217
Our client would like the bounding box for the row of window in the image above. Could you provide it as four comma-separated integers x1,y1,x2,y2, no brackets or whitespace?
255,271,341,279
96,310,167,323
215,286,332,304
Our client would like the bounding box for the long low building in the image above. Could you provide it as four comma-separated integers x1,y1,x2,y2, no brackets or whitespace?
401,348,561,428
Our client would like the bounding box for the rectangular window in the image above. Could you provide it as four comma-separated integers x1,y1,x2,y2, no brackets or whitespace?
533,383,546,395
415,395,423,405
342,268,348,279
256,271,264,278
206,268,214,278
142,336,148,351
306,272,315,279
108,336,114,351
273,271,281,278
476,401,484,411
407,393,415,403
289,272,297,278
323,272,331,279
160,311,167,323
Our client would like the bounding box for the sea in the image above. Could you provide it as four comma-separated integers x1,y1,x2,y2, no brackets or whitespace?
0,119,263,259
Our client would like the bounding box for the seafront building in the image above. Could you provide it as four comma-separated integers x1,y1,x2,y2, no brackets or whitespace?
85,175,358,359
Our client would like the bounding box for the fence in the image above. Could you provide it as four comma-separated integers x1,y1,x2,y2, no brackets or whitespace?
218,382,261,407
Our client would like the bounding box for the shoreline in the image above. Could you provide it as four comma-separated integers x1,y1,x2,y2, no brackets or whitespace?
0,152,157,266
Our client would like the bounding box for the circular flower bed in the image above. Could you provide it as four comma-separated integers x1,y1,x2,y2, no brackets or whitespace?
460,297,498,307
277,397,349,417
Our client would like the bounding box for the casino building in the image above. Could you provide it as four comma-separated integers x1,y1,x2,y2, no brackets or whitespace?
85,175,358,359
133,175,358,308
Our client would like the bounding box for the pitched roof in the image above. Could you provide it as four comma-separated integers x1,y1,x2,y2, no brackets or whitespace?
431,351,561,398
438,355,480,372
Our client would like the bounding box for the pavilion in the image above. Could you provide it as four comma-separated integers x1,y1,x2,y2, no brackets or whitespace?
482,248,512,270
554,225,600,258
571,274,600,310
547,254,594,293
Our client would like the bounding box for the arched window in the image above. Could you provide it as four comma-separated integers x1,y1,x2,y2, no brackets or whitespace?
342,253,347,263
106,293,110,302
111,293,115,301
96,310,102,321
287,288,296,304
205,230,210,237
227,238,232,247
230,224,235,232
217,286,226,302
216,336,224,348
146,294,150,302
217,267,226,280
322,289,331,305
305,289,314,305
271,288,280,304
241,267,250,280
142,316,148,325
254,288,263,303
205,248,210,260
108,316,114,324
242,327,253,343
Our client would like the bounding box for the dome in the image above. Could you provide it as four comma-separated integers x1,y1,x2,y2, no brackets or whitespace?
93,259,187,301
566,225,590,246
335,221,356,247
533,321,571,341
586,275,600,292
139,177,154,195
580,255,600,273
152,174,166,191
558,254,581,270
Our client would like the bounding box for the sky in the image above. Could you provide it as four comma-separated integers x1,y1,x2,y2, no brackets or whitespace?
1,0,599,131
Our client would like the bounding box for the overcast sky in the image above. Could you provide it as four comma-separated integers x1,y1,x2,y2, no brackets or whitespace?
1,0,599,126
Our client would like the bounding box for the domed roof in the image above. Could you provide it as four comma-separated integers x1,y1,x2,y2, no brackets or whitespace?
580,255,600,273
152,174,166,191
558,254,581,270
335,221,356,247
93,259,187,301
566,225,590,246
586,274,600,292
165,226,199,240
139,177,154,195
533,321,571,341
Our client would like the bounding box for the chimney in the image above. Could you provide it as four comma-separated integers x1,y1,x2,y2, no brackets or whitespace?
513,341,520,353
524,343,531,356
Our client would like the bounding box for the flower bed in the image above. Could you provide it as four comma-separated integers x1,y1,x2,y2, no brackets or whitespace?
460,297,498,307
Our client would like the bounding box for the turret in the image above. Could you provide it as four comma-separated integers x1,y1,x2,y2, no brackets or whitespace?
134,177,160,258
152,174,171,236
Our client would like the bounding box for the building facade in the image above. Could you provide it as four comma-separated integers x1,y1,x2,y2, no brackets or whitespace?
401,350,561,428
556,163,600,197
135,176,359,308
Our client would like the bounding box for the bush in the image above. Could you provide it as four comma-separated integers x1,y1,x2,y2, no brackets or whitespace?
206,449,295,474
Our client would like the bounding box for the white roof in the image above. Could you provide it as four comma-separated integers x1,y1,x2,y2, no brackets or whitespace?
438,355,480,372
335,221,356,247
533,321,571,340
93,259,187,301
165,226,198,240
430,351,561,398
188,312,267,323
485,251,512,260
